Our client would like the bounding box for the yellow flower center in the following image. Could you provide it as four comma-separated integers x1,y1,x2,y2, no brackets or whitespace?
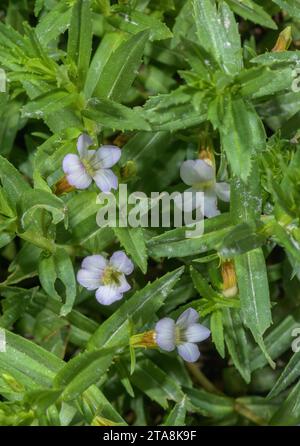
81,158,96,177
102,266,121,286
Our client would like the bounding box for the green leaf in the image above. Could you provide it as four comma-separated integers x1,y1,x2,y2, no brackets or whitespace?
185,386,235,418
225,0,277,29
0,156,30,211
39,248,77,316
131,358,184,409
250,309,300,372
36,2,72,46
163,397,187,426
231,174,273,366
272,0,300,19
94,30,149,102
83,98,151,131
223,308,251,383
113,227,148,274
108,9,172,42
270,379,300,426
88,267,184,350
84,32,125,99
19,189,66,229
193,0,243,75
67,0,93,87
53,348,115,401
0,330,63,389
21,90,78,119
268,350,300,399
218,96,266,181
210,310,225,358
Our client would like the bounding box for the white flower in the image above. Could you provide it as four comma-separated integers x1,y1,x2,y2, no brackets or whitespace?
179,159,230,218
155,308,210,362
77,251,134,305
62,134,121,192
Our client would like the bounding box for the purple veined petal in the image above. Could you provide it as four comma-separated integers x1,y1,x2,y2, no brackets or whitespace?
204,188,220,218
215,182,230,202
117,274,131,293
93,168,118,192
185,323,211,343
176,308,199,329
96,146,121,169
66,170,92,189
155,318,176,352
62,154,82,174
77,134,93,157
63,153,92,189
180,160,214,186
95,285,123,305
81,254,107,272
77,268,102,291
110,251,134,275
177,342,200,362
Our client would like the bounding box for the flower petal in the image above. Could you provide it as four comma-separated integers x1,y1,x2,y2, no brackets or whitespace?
185,323,211,343
93,168,118,192
215,182,230,202
77,269,102,290
204,188,220,218
117,274,131,293
174,188,203,213
155,318,176,352
77,134,93,156
180,160,214,186
77,255,107,290
176,308,199,329
177,342,200,362
109,251,134,275
95,285,123,305
96,146,121,168
81,254,107,272
63,154,92,189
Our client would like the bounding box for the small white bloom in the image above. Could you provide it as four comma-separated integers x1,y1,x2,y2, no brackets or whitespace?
178,159,230,218
155,308,210,362
62,134,121,192
77,251,134,305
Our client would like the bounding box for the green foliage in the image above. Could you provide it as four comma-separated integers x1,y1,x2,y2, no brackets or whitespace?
0,0,300,427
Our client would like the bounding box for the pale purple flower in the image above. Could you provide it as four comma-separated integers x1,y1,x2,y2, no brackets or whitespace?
179,159,230,218
155,308,210,362
62,134,121,192
77,251,134,305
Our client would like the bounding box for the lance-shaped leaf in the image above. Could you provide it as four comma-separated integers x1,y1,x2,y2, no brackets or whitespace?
270,379,300,426
94,30,149,103
268,349,300,399
107,9,172,42
218,96,266,181
53,348,116,401
225,0,277,29
192,0,243,76
21,90,78,119
67,0,92,87
184,386,235,418
0,156,30,211
223,308,251,383
83,98,151,131
163,397,187,426
231,174,273,366
130,359,184,409
84,32,125,99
